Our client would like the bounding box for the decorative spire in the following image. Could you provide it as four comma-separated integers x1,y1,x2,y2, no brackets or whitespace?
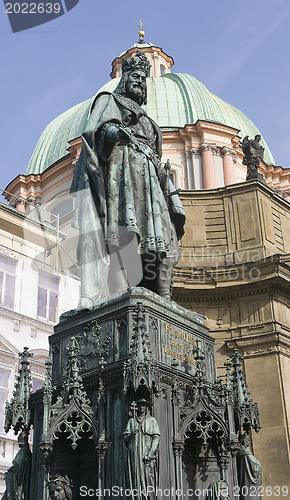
39,338,98,461
138,19,145,43
4,347,33,434
42,356,53,438
225,349,260,432
193,339,206,381
123,302,159,394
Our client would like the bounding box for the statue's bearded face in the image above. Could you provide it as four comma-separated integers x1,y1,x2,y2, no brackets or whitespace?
125,70,147,105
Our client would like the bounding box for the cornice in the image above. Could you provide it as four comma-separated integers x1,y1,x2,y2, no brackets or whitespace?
174,282,290,303
195,120,239,137
4,173,43,196
0,306,53,334
0,202,61,235
204,320,290,340
0,202,66,248
0,349,18,364
162,131,182,142
180,179,290,207
226,331,290,358
4,153,74,203
174,255,290,292
260,163,290,177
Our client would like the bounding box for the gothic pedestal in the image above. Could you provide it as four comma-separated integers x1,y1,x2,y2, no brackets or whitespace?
28,288,259,500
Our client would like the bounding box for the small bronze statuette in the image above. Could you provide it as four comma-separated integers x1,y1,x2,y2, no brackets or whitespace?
237,431,262,500
241,134,265,182
123,399,160,500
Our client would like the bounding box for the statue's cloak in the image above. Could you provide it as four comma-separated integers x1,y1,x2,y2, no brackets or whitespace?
237,447,262,500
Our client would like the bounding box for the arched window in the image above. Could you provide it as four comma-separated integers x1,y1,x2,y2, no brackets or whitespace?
160,64,166,75
51,198,73,221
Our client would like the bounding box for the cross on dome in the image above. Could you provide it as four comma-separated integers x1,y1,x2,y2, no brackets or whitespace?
138,20,145,43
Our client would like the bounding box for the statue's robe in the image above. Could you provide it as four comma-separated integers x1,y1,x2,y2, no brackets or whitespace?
237,446,262,500
123,415,160,500
2,443,31,500
71,92,185,307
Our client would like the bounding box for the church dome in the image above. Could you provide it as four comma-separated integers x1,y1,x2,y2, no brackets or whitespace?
25,71,274,176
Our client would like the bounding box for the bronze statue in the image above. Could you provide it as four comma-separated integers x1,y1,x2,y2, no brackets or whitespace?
48,475,73,500
123,399,160,500
2,431,31,500
241,134,265,181
237,431,262,500
71,50,185,309
204,480,230,500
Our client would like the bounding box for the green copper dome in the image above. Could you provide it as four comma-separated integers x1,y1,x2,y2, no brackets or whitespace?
26,73,274,175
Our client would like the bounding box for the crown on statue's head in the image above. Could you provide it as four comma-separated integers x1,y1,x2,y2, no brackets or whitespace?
122,50,150,76
48,475,73,489
48,475,73,500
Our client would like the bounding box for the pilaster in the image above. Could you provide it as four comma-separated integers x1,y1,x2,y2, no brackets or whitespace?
221,146,237,186
200,143,217,189
184,150,193,189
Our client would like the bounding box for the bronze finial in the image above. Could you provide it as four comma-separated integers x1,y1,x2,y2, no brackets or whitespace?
138,19,145,43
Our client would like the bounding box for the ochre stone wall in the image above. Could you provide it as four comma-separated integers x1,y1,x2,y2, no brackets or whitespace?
174,181,290,489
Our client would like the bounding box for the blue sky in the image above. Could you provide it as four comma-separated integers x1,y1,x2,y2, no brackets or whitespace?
1,0,290,192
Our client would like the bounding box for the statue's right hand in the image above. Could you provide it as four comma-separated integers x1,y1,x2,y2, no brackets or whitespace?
117,127,131,145
105,125,131,146
130,423,140,436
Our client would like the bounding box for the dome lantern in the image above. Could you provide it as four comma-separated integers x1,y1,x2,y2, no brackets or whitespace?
110,40,174,79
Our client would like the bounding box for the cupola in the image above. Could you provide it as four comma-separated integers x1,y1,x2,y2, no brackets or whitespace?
110,24,174,79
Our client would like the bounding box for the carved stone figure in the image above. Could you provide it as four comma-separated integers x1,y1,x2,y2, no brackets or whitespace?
48,475,73,500
71,50,185,309
2,431,31,500
241,134,265,181
237,431,262,500
123,399,160,500
205,480,230,500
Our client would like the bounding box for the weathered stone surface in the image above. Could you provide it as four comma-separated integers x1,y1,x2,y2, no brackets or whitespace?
23,289,260,500
53,287,213,382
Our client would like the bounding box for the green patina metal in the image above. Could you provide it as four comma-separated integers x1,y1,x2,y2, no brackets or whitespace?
118,42,157,57
4,347,32,434
3,289,261,498
25,73,275,177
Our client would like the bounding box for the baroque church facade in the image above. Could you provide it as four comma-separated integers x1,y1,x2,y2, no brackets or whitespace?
0,37,289,493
